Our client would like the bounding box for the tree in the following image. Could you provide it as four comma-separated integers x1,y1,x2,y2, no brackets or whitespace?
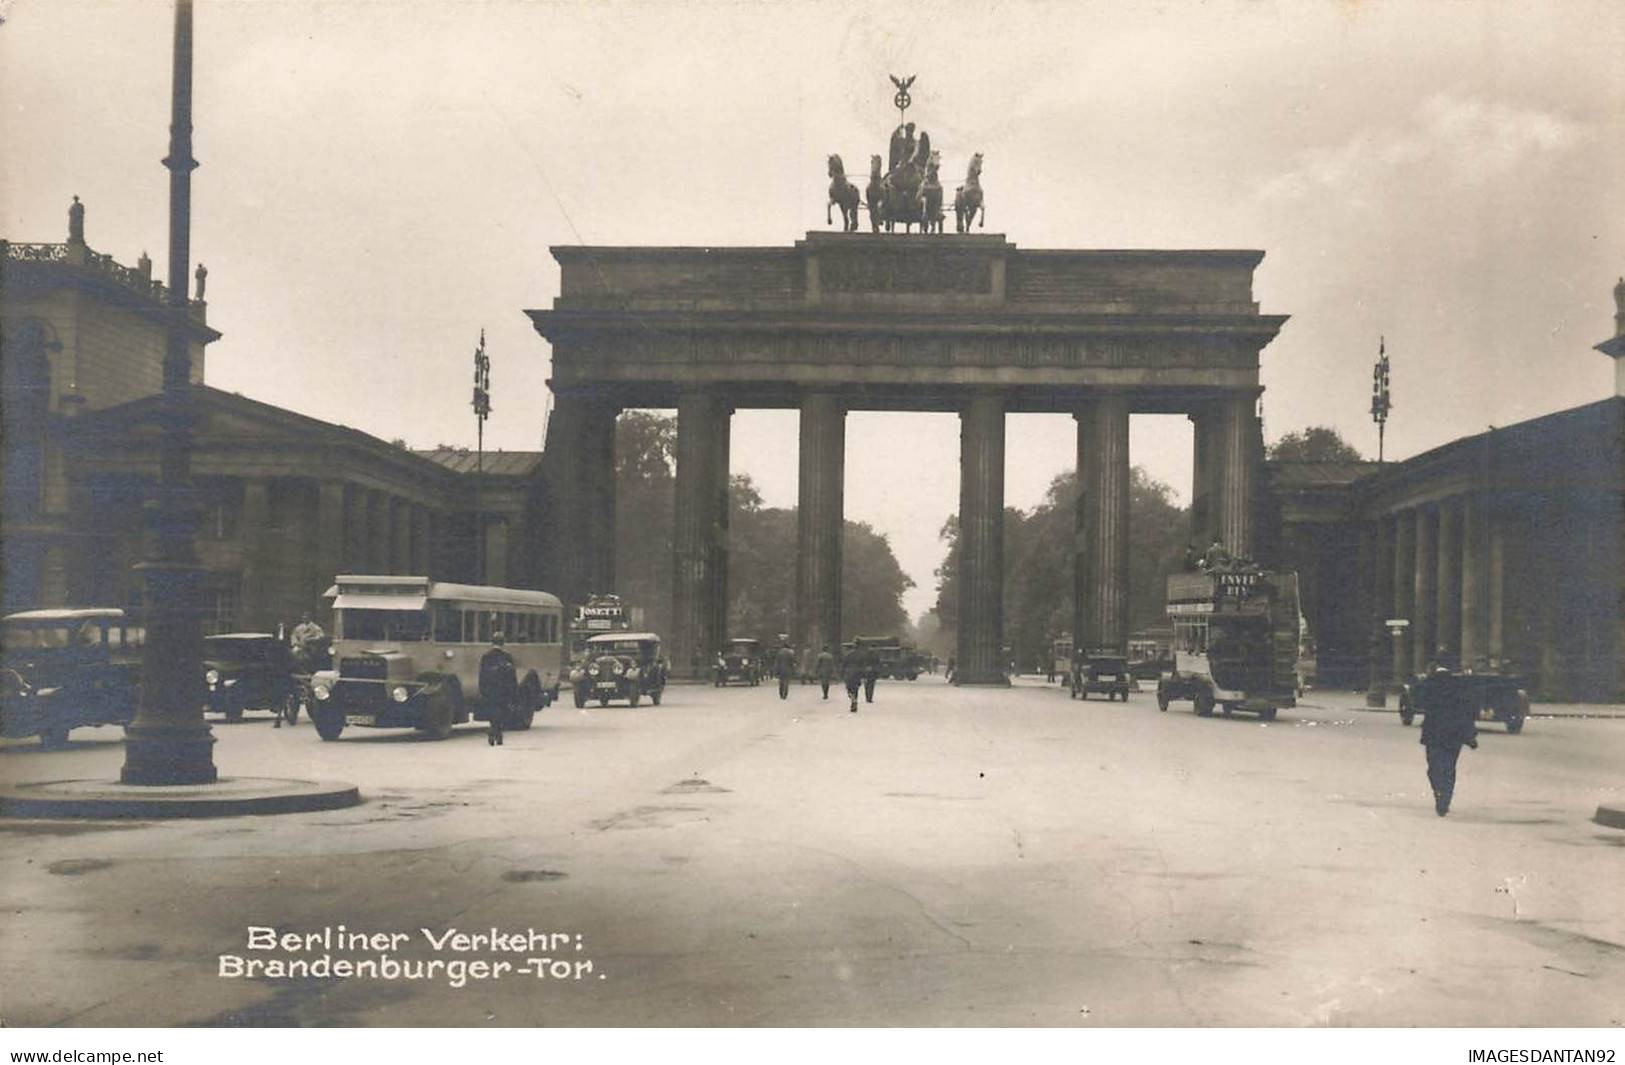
1268,426,1364,462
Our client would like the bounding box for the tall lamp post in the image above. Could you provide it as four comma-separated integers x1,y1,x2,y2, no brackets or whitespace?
1365,337,1394,708
122,0,215,785
472,330,491,583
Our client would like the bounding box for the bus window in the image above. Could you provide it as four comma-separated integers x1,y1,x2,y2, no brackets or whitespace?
477,612,492,643
340,609,430,642
433,605,461,643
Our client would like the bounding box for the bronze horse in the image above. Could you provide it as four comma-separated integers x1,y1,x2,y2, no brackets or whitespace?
866,155,887,233
920,154,945,234
954,152,986,232
827,155,861,232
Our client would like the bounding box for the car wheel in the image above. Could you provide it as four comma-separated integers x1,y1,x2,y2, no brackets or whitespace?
419,688,455,740
224,705,244,723
1259,707,1278,722
1220,702,1233,717
39,725,71,748
1399,697,1414,726
279,692,300,726
312,708,345,741
1194,691,1215,717
1156,688,1170,712
651,688,663,706
513,676,542,730
1505,692,1528,735
510,706,536,730
598,697,610,707
629,690,641,708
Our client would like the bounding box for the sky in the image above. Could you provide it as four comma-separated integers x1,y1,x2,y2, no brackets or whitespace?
4,0,1622,619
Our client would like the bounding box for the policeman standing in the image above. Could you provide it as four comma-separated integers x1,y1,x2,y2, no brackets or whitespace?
480,632,518,746
1419,661,1478,815
773,639,797,700
814,644,836,700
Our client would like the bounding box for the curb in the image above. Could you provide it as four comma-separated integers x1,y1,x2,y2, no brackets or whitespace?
0,777,362,820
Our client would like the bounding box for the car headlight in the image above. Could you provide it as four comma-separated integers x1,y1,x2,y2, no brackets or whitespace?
587,664,599,677
612,661,625,676
390,685,410,703
626,667,640,679
312,683,331,701
223,678,238,687
204,669,220,685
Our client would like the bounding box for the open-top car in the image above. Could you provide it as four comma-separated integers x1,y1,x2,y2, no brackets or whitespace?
1399,667,1529,734
714,638,761,686
1,608,142,746
202,633,300,724
572,632,667,708
1070,651,1131,701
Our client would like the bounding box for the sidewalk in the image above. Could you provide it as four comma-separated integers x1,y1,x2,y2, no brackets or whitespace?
1300,687,1625,719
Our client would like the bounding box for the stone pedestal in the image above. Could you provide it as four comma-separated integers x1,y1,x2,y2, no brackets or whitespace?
955,394,1007,685
796,393,845,657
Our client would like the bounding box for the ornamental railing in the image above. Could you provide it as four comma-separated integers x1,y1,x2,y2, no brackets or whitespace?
2,240,202,308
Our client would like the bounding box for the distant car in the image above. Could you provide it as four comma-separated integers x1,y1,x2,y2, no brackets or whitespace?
1,608,142,746
1070,651,1132,702
202,633,301,724
715,638,761,686
1399,668,1529,734
571,632,667,708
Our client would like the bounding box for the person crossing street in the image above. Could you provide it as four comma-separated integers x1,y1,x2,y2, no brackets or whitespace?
841,643,865,712
773,639,797,700
480,632,518,746
814,644,836,699
1419,659,1478,815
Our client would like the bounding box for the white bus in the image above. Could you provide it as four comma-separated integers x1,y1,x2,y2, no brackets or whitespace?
307,576,564,741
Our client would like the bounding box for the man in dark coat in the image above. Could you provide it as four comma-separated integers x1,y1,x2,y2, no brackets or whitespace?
1419,664,1478,815
480,632,518,746
841,644,865,712
773,640,797,700
814,644,836,700
860,643,881,704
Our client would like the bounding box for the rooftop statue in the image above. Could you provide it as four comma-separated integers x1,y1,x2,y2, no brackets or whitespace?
954,152,986,232
826,155,860,233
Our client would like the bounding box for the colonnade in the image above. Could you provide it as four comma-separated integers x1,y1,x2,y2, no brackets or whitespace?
552,388,1261,684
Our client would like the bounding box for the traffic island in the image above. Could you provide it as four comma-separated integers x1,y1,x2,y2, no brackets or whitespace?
1594,804,1625,830
0,776,361,819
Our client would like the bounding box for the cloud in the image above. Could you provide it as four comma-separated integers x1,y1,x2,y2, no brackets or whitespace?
1259,91,1582,205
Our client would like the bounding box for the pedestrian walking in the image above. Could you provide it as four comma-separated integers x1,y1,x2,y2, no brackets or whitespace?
480,632,518,746
860,642,881,704
1419,663,1478,815
815,644,836,699
773,640,797,700
945,655,956,684
841,644,864,712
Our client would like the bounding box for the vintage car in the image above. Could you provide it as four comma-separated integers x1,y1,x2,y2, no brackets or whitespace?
571,632,667,708
714,638,762,686
202,633,300,723
1070,651,1132,701
1,608,142,746
1399,667,1529,734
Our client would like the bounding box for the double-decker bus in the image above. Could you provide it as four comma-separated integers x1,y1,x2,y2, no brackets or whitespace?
307,576,564,741
1156,562,1301,721
569,594,633,663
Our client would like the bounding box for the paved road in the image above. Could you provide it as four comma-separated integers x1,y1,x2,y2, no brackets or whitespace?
2,677,1621,1027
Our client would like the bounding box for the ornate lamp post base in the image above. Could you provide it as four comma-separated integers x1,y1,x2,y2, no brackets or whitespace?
120,726,218,785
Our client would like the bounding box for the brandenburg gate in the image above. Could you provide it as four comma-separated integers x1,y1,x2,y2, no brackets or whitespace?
528,233,1286,683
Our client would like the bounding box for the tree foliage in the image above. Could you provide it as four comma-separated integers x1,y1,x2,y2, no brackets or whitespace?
612,413,915,646
1267,425,1364,462
933,467,1189,668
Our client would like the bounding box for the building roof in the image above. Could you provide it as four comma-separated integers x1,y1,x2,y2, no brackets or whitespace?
1265,460,1380,488
414,447,543,477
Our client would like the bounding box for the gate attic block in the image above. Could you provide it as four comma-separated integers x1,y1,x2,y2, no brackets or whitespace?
528,233,1286,681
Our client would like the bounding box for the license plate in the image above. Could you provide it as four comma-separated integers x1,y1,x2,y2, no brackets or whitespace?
596,682,617,690
344,714,374,726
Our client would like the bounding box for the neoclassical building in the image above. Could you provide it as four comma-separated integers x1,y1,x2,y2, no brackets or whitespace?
2,202,546,632
1270,283,1625,702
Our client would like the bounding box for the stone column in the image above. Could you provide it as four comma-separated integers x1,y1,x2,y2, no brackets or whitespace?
1435,496,1463,664
670,390,730,679
390,496,411,575
239,479,272,631
364,489,387,573
955,393,1007,685
1487,509,1507,664
1365,514,1393,703
708,410,732,651
411,503,430,575
1188,407,1216,550
1391,508,1416,688
314,480,344,611
1215,395,1255,558
1460,492,1490,669
1075,395,1130,654
341,484,364,572
545,394,619,607
1412,506,1438,675
796,392,845,657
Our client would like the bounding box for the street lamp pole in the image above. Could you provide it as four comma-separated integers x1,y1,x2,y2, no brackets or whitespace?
472,329,491,583
1365,337,1394,708
122,0,216,784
